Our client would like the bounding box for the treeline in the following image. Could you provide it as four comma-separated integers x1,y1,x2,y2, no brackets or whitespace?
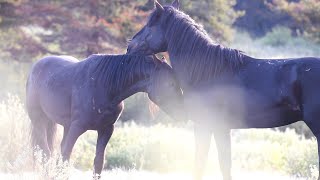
1,0,319,62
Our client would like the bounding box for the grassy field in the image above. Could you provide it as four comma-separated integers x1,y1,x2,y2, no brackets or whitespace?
0,169,309,180
0,95,319,179
1,31,320,179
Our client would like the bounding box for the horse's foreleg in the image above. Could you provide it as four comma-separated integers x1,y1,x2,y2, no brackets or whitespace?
93,125,114,179
213,129,232,180
61,121,86,161
194,125,212,180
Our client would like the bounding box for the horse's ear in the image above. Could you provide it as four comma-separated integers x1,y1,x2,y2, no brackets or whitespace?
154,0,164,12
172,0,180,10
160,56,168,63
152,54,167,64
152,55,162,65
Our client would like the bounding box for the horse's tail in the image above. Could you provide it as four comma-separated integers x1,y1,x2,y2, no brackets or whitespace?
45,120,57,153
27,59,57,160
29,109,57,157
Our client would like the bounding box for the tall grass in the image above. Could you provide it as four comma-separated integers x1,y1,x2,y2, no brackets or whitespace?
0,94,31,173
0,95,318,179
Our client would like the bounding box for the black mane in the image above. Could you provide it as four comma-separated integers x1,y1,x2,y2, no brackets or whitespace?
161,6,244,84
86,54,156,94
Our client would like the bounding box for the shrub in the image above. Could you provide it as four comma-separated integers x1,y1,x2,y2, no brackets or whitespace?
232,129,318,178
272,0,320,43
231,31,320,58
0,94,31,172
259,26,293,46
152,0,243,43
1,95,319,179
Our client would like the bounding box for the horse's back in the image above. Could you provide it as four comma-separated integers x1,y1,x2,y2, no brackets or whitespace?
29,55,78,77
27,55,79,92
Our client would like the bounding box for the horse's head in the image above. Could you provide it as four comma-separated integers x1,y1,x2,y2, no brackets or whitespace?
127,0,180,55
146,55,186,121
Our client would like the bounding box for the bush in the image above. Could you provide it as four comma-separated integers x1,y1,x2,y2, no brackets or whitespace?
72,122,320,178
272,0,320,43
1,94,319,179
234,0,295,37
259,26,293,46
0,94,31,172
233,129,318,178
231,31,320,58
153,0,243,43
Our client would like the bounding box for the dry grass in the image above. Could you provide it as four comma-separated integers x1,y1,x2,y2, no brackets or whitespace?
0,95,319,179
0,169,309,180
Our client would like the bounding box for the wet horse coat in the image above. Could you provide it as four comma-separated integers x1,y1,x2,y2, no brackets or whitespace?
127,1,320,179
26,54,184,177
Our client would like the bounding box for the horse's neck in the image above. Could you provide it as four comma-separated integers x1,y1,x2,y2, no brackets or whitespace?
94,58,153,104
167,28,244,89
110,78,149,105
167,37,213,88
167,25,215,67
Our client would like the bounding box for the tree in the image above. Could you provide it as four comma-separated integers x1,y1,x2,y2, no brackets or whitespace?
234,0,297,37
185,0,243,43
271,0,320,43
0,0,149,61
141,0,243,43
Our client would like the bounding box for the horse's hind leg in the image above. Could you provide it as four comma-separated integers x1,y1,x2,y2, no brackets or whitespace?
303,105,320,180
28,109,51,157
46,120,57,153
305,126,320,180
93,125,114,179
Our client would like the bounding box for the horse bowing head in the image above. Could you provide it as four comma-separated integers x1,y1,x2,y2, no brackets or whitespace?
147,59,185,121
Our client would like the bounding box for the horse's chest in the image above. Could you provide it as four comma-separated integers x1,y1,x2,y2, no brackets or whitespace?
86,101,124,130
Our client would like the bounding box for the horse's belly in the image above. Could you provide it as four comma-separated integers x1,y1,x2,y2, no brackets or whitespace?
185,87,301,129
185,89,247,129
239,104,302,128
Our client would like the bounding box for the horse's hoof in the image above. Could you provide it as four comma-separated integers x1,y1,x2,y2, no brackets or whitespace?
92,174,101,180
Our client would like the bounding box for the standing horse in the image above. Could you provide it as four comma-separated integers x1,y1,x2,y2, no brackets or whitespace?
127,0,320,179
26,54,185,178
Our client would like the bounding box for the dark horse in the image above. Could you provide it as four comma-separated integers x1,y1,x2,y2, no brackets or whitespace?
127,0,320,179
26,54,184,178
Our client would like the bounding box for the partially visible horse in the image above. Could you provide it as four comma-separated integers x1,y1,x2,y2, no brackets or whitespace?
26,54,185,178
127,0,320,180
